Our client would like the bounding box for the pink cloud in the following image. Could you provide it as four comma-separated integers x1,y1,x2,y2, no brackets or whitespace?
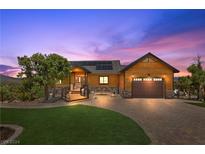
0,68,21,78
116,29,205,77
121,29,205,53
175,71,191,77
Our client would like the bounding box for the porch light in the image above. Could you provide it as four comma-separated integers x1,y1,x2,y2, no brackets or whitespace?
131,75,135,78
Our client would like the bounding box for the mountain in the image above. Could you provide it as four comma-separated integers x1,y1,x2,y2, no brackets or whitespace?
0,64,21,77
0,74,21,84
0,64,18,71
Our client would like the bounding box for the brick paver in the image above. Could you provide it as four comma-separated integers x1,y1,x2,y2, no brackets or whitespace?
83,95,205,144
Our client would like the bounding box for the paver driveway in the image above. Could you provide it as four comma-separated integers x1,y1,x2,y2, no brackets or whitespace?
84,95,205,144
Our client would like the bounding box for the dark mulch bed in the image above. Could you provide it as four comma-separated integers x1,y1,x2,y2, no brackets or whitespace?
0,126,15,143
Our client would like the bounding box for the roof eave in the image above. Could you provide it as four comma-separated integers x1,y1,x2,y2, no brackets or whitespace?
71,66,91,73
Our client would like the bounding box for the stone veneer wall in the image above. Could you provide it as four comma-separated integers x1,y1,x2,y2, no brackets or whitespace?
89,86,119,94
119,89,132,98
166,90,173,98
89,87,173,98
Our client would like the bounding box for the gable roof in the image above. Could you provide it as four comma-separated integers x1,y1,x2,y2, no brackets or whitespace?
120,52,179,73
70,60,123,74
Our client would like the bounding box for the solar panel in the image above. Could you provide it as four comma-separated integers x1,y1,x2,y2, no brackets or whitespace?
96,64,113,70
71,61,112,66
71,61,113,70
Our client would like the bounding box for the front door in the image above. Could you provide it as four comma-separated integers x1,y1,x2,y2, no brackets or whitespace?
75,76,81,83
74,75,85,90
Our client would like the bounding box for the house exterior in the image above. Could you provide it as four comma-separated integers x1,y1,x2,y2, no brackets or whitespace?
57,52,179,98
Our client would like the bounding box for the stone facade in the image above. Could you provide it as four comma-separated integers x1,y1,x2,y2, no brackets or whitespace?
89,86,119,94
119,89,132,98
166,90,174,99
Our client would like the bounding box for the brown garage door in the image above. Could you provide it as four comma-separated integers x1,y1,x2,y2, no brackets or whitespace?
132,80,164,98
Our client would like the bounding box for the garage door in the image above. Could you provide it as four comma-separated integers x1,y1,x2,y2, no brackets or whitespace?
132,78,164,98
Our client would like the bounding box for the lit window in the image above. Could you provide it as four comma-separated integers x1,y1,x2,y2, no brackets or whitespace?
133,78,142,81
99,76,109,84
153,78,162,81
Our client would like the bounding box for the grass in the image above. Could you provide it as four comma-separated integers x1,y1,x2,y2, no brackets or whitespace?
0,105,150,145
186,102,205,108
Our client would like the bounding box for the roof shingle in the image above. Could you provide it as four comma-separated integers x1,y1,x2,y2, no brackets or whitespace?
70,60,123,74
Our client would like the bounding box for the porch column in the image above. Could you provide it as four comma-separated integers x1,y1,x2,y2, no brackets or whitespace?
85,72,88,85
69,72,71,91
73,72,75,89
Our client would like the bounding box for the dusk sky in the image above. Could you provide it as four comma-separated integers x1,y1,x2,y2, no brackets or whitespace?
1,10,205,77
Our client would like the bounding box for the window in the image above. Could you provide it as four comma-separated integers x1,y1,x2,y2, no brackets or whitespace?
133,78,143,81
143,78,152,81
99,76,109,84
153,78,162,81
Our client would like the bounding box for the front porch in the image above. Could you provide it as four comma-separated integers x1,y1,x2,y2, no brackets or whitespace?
68,66,89,101
54,66,89,102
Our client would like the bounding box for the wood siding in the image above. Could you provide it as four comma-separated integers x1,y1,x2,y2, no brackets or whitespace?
124,56,174,97
87,74,119,87
119,72,125,90
56,54,176,98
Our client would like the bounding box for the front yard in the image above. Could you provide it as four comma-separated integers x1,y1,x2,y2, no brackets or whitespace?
185,102,205,108
0,105,150,145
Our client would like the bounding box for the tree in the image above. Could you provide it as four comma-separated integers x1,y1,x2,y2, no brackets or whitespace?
18,53,71,101
17,56,36,100
187,56,205,100
202,71,205,101
177,76,192,98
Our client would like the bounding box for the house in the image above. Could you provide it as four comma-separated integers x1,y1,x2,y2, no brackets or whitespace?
57,52,179,98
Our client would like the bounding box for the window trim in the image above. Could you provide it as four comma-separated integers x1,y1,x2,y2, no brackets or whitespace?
99,76,109,85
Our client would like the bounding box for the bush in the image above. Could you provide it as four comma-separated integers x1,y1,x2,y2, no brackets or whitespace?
0,83,44,102
17,84,44,101
0,84,14,102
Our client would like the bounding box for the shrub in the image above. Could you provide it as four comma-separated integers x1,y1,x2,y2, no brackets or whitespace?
0,83,44,102
17,84,44,101
0,84,14,102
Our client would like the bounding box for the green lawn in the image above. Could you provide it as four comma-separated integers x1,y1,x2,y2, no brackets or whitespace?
186,102,205,108
0,105,150,145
